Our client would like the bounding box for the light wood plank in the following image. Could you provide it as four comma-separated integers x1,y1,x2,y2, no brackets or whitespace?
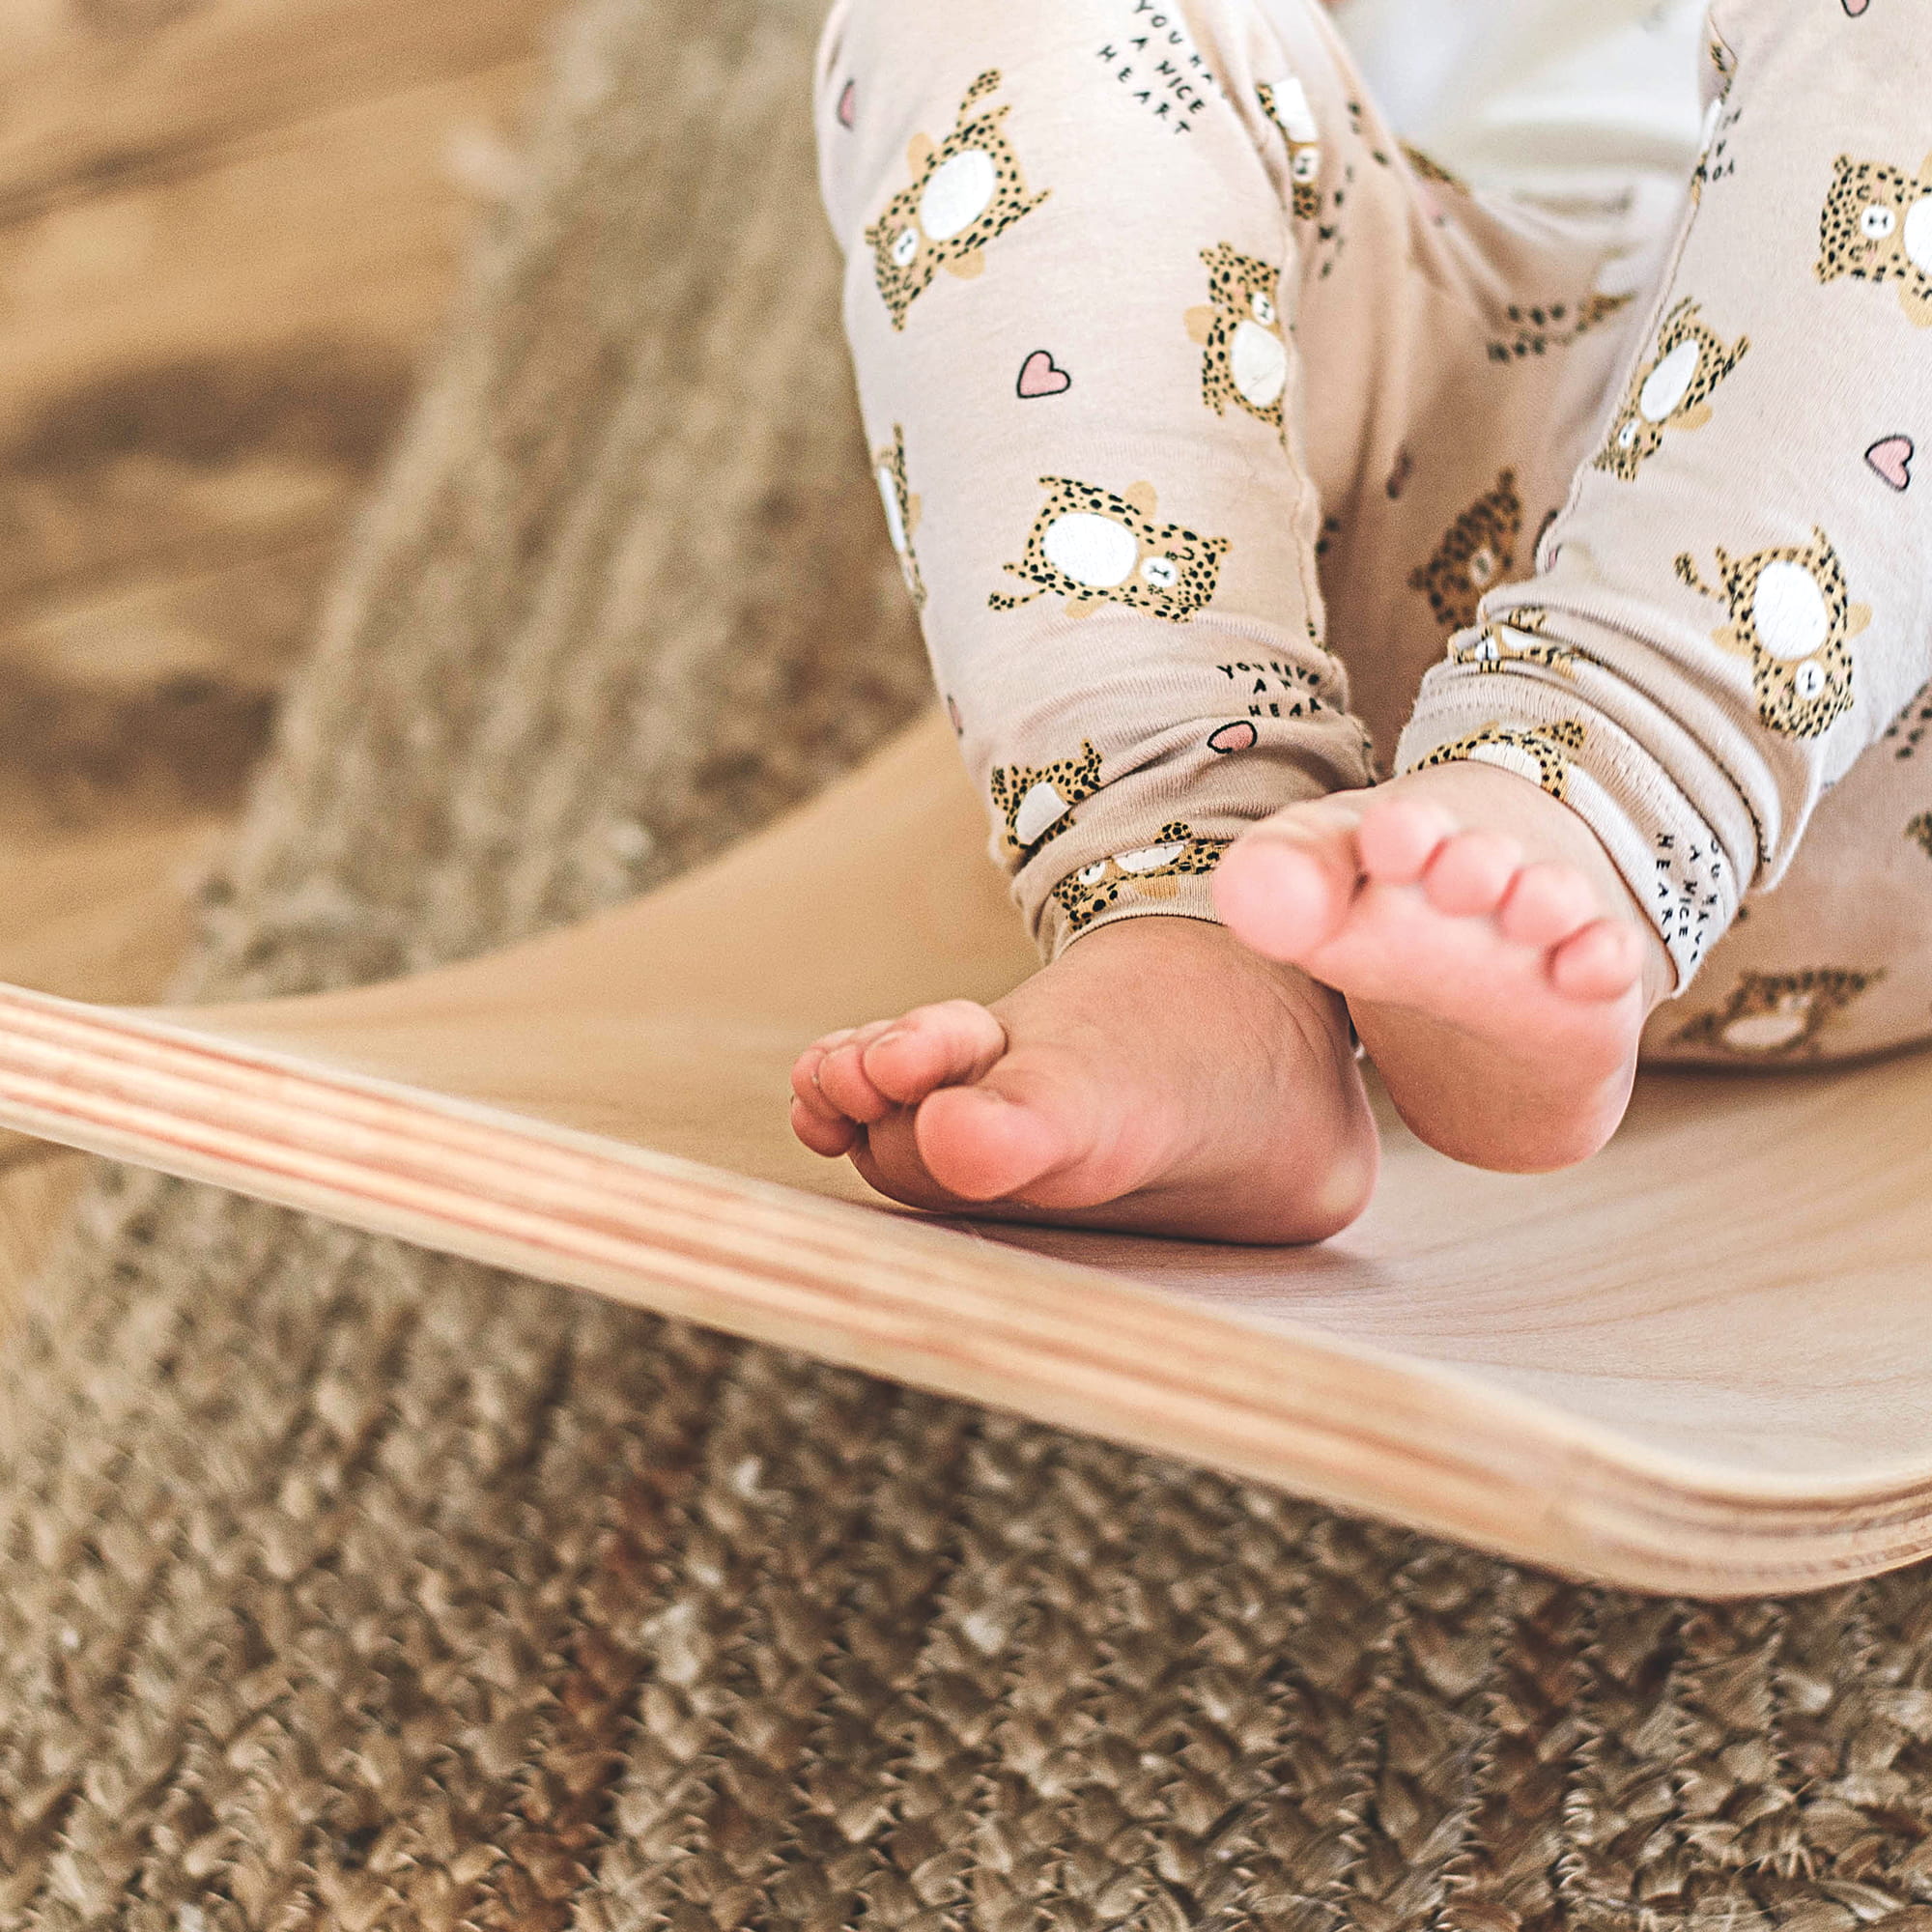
0,61,539,835
0,62,536,614
0,814,219,1326
0,5,564,1331
0,716,1922,1594
0,0,560,217
0,818,220,1000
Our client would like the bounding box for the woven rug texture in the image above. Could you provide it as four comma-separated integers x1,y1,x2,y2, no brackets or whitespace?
3,0,1932,1925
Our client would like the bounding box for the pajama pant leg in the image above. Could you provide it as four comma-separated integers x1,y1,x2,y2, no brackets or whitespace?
1394,0,1932,1062
815,0,1932,1065
811,0,1645,958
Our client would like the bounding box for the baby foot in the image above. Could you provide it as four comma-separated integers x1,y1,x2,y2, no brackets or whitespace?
788,915,1378,1243
1213,760,1675,1173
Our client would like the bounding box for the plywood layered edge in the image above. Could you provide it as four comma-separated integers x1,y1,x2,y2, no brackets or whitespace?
0,980,1926,1599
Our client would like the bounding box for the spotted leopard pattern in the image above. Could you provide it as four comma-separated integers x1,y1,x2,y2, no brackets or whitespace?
1415,719,1587,800
1184,244,1290,431
1450,608,1579,677
1401,143,1465,192
1256,80,1321,220
1595,300,1750,480
990,477,1232,622
1675,530,1871,738
1816,153,1932,327
1487,292,1634,364
1671,967,1880,1060
988,741,1104,864
866,71,1051,331
1052,821,1232,930
873,426,925,611
1707,29,1737,89
1908,811,1932,858
1410,471,1523,634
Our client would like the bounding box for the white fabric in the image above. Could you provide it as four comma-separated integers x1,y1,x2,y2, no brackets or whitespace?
1316,0,1710,203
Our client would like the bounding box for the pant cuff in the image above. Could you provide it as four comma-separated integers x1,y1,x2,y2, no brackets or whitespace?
1039,839,1234,958
1005,698,1372,962
1396,660,1743,990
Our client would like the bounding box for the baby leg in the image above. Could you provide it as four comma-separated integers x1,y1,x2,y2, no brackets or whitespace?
793,0,1492,1237
1222,0,1932,1166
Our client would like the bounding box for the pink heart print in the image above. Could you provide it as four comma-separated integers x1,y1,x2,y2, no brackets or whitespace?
1867,435,1915,491
1842,0,1870,15
1016,350,1072,399
838,79,857,128
1208,721,1259,754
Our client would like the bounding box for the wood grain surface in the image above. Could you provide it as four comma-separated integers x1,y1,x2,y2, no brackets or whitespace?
0,717,1925,1594
0,0,563,1317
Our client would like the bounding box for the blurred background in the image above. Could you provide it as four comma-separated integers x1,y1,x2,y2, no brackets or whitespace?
0,0,565,1295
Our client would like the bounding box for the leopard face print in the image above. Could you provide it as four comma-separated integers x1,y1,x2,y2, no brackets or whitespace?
1817,153,1932,327
1670,967,1880,1059
873,426,925,611
1256,79,1321,220
1052,822,1231,930
1410,471,1523,634
1184,243,1289,431
1675,530,1872,738
989,741,1104,863
866,71,1051,331
1414,719,1587,800
990,478,1231,623
1595,300,1750,480
1449,607,1578,677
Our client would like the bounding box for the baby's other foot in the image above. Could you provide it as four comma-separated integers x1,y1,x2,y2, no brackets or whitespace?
788,916,1378,1244
1213,761,1674,1173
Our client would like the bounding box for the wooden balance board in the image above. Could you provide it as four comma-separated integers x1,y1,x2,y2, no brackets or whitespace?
0,712,1924,1599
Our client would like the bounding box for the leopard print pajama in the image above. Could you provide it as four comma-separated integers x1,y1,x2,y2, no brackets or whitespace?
816,0,1932,1065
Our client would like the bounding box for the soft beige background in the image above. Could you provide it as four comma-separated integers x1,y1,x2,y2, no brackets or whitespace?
0,0,567,1315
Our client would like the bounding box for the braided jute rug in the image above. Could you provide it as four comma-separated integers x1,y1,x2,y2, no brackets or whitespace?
4,0,1932,1924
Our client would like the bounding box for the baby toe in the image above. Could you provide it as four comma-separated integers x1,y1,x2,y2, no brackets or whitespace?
813,1024,899,1122
790,1094,861,1156
1356,795,1453,885
1548,919,1645,1002
1423,829,1522,918
864,1000,1006,1104
1216,819,1357,958
790,1040,843,1111
1497,863,1598,949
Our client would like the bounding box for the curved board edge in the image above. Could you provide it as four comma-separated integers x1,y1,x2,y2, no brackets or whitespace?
0,981,1928,1597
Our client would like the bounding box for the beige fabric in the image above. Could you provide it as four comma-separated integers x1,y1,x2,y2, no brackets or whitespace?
817,0,1932,1065
1403,0,1932,1065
